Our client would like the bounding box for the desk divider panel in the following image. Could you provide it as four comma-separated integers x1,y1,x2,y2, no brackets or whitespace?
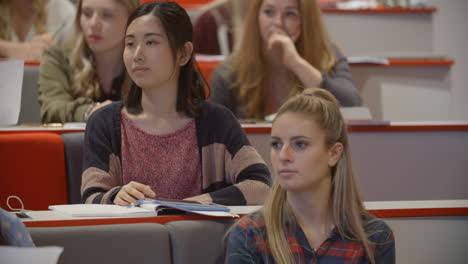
0,132,68,210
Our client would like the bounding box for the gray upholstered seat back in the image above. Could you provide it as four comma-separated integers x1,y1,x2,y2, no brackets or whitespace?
29,223,172,264
165,220,235,264
61,132,85,204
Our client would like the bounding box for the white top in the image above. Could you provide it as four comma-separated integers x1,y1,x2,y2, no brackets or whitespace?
9,0,76,45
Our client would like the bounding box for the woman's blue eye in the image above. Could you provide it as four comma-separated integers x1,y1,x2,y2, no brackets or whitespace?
294,141,308,150
271,141,282,149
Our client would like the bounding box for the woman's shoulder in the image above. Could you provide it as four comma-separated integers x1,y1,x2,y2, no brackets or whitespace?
363,215,394,244
231,210,266,235
329,44,346,60
215,57,234,71
42,45,71,64
40,46,73,76
198,100,237,121
87,102,122,130
211,58,237,85
93,101,122,117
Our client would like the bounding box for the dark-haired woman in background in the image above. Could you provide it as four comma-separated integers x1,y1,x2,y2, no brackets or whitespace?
81,1,270,206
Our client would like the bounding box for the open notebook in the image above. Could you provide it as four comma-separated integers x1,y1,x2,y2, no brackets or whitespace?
49,199,238,218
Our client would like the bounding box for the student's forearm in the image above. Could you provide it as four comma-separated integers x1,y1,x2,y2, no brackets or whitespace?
289,57,323,88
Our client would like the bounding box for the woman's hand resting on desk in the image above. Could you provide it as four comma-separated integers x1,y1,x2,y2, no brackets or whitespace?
114,181,156,206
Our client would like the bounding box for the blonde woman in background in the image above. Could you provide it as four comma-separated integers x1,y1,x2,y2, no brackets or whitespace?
193,0,250,55
225,88,395,264
38,0,140,123
0,0,75,60
210,0,361,120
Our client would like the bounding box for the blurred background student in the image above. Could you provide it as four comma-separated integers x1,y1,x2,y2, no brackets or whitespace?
210,0,362,120
192,0,250,56
225,88,394,263
0,0,75,60
38,0,140,123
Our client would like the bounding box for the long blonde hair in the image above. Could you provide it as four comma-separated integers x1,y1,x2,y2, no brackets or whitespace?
68,0,139,99
0,0,48,41
228,0,337,119
263,88,376,264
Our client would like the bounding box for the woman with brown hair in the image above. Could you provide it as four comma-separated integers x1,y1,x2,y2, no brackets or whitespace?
211,0,362,120
225,88,394,263
38,0,140,123
0,0,75,60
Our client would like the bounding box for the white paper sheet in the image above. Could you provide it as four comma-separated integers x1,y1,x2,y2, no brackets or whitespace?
0,60,24,125
48,204,154,217
0,246,63,264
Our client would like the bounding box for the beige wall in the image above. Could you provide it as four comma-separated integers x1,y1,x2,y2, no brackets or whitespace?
323,2,468,121
428,0,468,120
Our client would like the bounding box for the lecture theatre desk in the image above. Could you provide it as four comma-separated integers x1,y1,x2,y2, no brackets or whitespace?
22,202,468,263
22,201,468,228
1,121,467,209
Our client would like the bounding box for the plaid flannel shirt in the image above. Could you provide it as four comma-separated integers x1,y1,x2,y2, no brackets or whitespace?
225,211,395,264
